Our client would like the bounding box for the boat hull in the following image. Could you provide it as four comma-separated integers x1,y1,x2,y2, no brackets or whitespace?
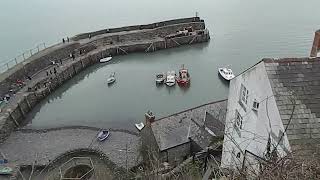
176,78,190,85
97,130,110,141
100,57,112,63
218,68,234,81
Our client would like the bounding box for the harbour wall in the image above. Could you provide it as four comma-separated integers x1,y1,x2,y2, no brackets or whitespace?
72,17,203,41
0,17,210,143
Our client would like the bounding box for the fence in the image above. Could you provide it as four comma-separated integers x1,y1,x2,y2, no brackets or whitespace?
0,43,46,73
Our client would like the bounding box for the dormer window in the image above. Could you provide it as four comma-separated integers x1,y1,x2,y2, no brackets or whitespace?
252,99,259,111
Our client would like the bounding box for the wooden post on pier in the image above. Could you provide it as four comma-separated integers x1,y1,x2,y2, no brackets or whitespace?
24,94,32,110
8,110,20,127
172,39,181,46
189,36,197,44
18,103,25,118
145,43,154,52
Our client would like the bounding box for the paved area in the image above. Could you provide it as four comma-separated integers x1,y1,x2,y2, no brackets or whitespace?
0,128,141,168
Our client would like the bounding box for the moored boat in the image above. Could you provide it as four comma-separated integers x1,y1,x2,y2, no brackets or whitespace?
100,56,112,63
107,72,116,84
135,122,145,131
176,65,190,86
165,71,176,86
0,166,13,175
218,67,235,81
97,130,110,141
155,73,166,84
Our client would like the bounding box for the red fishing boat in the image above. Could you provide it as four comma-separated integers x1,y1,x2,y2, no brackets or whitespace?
176,65,190,85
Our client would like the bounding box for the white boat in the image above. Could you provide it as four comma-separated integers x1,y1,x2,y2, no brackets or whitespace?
218,67,235,81
107,72,116,84
155,73,166,84
165,71,176,86
100,56,112,63
135,122,145,131
97,130,110,141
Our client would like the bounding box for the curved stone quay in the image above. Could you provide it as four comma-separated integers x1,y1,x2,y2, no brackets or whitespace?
0,127,141,168
0,16,210,143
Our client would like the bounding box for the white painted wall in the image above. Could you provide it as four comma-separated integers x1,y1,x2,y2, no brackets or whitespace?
221,62,291,170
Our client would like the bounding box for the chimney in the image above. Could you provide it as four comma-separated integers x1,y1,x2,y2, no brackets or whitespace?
310,30,320,57
145,110,155,126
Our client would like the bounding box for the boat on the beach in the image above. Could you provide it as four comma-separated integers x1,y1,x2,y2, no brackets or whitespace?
135,122,145,131
165,71,176,86
100,56,112,63
0,166,13,175
155,73,166,84
107,72,116,84
176,65,190,86
218,67,235,81
97,130,110,141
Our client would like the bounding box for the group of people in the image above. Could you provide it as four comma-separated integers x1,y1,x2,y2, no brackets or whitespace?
62,37,70,43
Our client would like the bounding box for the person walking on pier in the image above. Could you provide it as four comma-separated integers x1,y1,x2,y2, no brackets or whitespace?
69,53,75,60
62,38,65,43
67,37,69,42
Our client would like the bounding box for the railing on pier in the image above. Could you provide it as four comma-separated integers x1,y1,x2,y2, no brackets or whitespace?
0,43,46,73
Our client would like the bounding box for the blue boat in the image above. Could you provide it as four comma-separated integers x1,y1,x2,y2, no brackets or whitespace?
97,130,110,141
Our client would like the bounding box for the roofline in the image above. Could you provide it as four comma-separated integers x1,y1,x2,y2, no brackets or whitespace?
159,140,191,152
233,60,264,79
155,99,228,121
263,57,320,63
233,56,320,78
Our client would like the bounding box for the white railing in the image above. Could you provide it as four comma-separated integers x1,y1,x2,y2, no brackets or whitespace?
0,43,46,73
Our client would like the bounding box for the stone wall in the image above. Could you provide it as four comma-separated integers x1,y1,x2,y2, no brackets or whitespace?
72,17,201,41
160,142,191,165
0,17,210,143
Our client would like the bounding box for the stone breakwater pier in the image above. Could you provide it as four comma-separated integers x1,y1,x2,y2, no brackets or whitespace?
0,17,210,143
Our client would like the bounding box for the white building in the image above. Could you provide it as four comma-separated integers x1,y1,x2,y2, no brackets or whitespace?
221,57,320,172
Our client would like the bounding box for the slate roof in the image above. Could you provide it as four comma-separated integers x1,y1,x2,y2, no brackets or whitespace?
204,111,225,137
151,100,227,151
264,57,320,154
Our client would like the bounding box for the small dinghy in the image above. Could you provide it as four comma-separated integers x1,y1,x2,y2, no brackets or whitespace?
165,71,176,86
100,56,112,63
97,130,110,141
218,67,235,81
107,72,116,84
156,73,166,84
135,122,145,131
0,166,13,175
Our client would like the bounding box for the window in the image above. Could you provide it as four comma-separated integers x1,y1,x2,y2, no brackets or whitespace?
235,110,243,129
236,152,241,159
239,84,249,105
252,99,260,111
